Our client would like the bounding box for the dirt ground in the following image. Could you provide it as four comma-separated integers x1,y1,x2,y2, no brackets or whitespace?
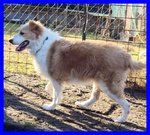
4,72,146,131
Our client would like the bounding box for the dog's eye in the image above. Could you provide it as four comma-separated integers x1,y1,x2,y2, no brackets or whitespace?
20,32,25,35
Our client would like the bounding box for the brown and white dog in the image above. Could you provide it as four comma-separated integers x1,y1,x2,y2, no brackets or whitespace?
9,20,145,123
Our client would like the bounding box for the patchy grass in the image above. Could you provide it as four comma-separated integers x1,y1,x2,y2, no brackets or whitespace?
4,23,20,40
4,44,35,75
4,39,146,87
4,22,20,32
4,22,146,86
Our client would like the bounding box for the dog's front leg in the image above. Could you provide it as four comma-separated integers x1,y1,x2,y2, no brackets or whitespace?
42,79,62,110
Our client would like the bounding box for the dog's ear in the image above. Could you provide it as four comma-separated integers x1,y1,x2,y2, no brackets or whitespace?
28,20,43,37
28,20,37,30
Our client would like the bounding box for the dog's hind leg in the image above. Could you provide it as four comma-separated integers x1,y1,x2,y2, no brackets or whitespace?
75,82,100,108
42,79,62,110
97,80,130,123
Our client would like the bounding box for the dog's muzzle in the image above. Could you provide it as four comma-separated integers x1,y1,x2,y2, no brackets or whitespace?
15,40,30,51
9,39,30,52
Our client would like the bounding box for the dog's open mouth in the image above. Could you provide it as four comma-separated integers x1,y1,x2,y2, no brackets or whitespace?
16,40,30,51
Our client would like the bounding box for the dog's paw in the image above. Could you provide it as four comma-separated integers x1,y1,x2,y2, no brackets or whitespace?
75,101,88,109
42,103,56,110
113,116,126,123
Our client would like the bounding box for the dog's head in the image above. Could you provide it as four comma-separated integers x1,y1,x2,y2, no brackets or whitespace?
9,20,44,51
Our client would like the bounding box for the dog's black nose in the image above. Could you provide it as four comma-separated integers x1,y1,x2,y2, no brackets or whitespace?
9,39,13,44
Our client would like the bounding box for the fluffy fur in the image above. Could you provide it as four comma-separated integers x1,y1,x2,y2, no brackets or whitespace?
9,20,145,123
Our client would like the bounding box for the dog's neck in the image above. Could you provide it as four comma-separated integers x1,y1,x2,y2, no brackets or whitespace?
34,36,49,55
28,28,62,56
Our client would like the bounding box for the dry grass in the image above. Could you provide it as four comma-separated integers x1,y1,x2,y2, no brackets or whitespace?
4,33,146,86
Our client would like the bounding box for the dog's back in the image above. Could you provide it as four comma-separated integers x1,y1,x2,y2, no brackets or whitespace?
47,40,145,83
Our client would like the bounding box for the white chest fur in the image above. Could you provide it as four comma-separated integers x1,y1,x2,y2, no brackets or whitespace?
30,28,62,79
33,46,50,78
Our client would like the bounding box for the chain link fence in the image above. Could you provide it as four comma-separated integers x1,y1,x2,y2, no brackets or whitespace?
4,4,146,88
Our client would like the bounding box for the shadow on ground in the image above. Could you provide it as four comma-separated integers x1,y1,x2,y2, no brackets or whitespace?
4,73,146,131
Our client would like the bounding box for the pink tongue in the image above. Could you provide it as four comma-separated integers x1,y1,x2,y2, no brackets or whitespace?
16,40,29,51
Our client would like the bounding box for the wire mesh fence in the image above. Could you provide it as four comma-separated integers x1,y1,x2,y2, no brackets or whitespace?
4,4,146,88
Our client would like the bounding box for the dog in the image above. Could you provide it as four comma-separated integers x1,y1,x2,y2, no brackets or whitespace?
9,20,145,123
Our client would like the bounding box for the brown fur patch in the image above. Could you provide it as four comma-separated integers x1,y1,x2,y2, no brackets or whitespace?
46,40,143,97
28,20,43,38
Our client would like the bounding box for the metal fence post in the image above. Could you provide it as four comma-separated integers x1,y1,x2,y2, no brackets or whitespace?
82,4,88,41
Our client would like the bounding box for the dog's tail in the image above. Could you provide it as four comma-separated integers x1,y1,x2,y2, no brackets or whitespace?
129,60,145,71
